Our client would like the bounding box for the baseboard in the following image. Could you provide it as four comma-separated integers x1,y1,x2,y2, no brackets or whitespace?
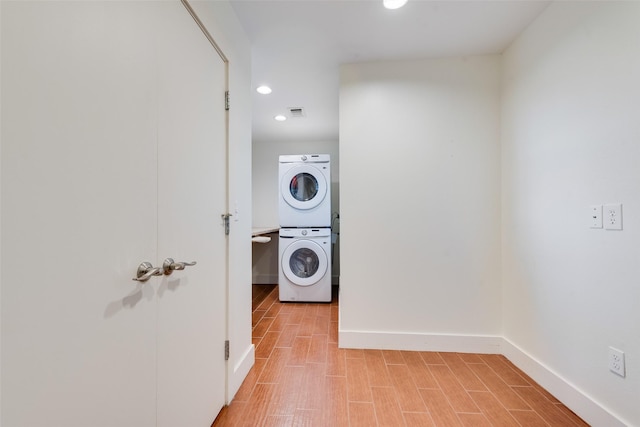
501,338,628,427
252,274,278,284
339,330,502,354
227,343,254,403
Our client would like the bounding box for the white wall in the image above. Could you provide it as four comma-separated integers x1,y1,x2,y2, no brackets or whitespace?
252,140,340,284
189,0,253,401
501,2,640,425
339,56,502,351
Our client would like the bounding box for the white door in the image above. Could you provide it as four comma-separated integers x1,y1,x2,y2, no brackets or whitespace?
1,2,227,426
155,3,228,425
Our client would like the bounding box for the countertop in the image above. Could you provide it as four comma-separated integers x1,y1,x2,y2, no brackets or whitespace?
251,227,280,237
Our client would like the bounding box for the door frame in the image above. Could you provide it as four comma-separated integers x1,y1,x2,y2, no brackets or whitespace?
180,0,231,403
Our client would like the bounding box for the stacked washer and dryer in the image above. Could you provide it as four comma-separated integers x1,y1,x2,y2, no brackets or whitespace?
278,154,332,302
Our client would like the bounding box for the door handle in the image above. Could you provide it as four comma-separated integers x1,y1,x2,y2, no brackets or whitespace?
162,258,197,275
132,262,163,282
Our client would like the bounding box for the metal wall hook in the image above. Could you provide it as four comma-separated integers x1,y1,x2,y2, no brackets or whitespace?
162,258,197,275
132,262,163,282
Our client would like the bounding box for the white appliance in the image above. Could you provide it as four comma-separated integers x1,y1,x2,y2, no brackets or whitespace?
279,154,331,227
279,228,332,302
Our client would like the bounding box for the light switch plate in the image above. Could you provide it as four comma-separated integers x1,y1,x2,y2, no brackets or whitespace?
590,205,602,228
604,204,622,230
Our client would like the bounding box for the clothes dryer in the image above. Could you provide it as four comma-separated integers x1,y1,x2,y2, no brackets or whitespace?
279,228,331,302
279,154,331,227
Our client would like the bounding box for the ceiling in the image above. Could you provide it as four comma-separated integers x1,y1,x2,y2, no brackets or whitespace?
230,0,550,144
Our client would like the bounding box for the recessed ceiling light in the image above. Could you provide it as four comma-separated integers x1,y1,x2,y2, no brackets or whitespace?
256,85,272,95
274,115,287,122
383,0,407,10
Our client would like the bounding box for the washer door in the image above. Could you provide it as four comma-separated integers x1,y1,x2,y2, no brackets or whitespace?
282,239,328,286
281,164,328,211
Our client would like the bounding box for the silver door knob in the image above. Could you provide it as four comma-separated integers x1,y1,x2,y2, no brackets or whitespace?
162,258,197,275
132,262,163,282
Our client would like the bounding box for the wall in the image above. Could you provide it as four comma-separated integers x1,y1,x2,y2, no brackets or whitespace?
339,56,502,351
501,2,640,425
187,0,253,401
252,140,340,284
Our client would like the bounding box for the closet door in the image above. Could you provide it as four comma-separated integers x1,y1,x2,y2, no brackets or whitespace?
1,2,228,426
1,2,158,426
155,2,228,425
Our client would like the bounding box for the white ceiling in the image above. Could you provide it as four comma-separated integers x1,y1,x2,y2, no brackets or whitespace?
230,0,550,143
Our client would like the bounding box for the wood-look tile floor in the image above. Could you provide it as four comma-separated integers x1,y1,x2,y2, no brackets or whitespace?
212,285,589,427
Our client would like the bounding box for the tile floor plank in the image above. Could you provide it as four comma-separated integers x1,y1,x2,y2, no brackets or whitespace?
371,386,406,427
469,390,520,426
429,364,481,413
419,388,464,426
382,349,406,365
323,376,349,426
258,347,291,384
480,354,531,386
268,312,290,332
287,336,311,367
326,342,346,377
402,350,439,389
458,412,493,427
403,411,436,427
509,409,551,427
421,351,446,365
275,323,300,348
255,330,281,359
348,402,377,427
467,363,531,410
440,352,488,392
387,363,428,412
513,386,585,426
252,316,274,338
346,357,373,403
364,350,393,387
307,334,328,364
232,358,267,402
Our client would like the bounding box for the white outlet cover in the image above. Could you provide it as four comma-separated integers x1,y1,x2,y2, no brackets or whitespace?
604,203,622,230
609,346,625,377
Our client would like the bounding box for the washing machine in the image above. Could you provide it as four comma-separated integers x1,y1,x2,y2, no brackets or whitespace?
279,154,331,227
279,228,332,302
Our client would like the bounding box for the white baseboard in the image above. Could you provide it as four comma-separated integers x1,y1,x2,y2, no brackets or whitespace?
339,330,502,354
227,344,254,404
252,274,278,284
501,338,627,427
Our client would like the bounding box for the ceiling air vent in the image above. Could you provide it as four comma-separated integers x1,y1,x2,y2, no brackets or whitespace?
288,107,305,118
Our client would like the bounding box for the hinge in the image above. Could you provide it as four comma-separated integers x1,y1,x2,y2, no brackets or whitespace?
221,213,232,235
224,340,230,361
225,91,230,111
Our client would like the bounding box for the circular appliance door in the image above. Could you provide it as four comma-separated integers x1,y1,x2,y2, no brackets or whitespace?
281,239,328,287
281,164,328,210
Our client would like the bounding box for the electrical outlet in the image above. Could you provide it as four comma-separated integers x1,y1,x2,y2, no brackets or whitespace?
604,204,622,230
609,347,625,377
590,205,603,228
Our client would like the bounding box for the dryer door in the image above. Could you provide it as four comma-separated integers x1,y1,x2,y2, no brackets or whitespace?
282,239,328,286
281,164,328,211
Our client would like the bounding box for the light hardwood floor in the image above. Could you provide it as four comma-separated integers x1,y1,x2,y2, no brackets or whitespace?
212,285,588,426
